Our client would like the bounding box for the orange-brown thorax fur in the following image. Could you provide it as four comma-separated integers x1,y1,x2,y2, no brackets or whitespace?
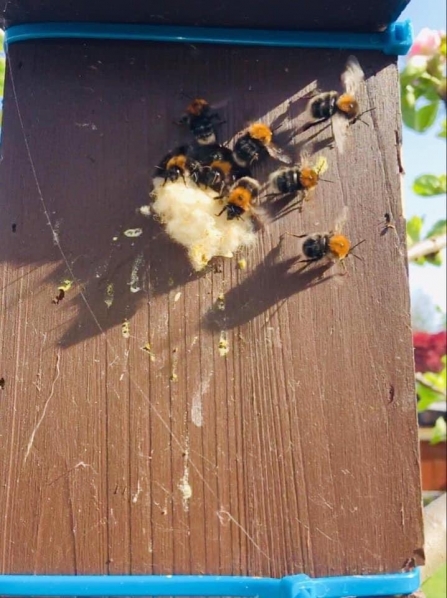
228,186,253,211
248,123,273,145
336,94,359,119
187,98,209,115
210,160,233,176
167,155,188,170
328,234,351,259
299,167,319,189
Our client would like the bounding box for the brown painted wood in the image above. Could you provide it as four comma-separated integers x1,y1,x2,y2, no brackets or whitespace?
1,0,410,33
0,40,423,579
420,441,447,491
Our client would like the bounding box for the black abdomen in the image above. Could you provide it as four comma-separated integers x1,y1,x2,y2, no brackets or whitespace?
190,116,216,143
310,93,338,120
233,134,266,167
275,168,302,194
302,235,328,260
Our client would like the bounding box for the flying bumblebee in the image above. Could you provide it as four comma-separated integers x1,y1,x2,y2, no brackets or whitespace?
306,56,367,153
269,155,329,202
232,123,291,168
155,145,200,185
178,98,224,145
283,207,364,272
381,212,396,233
217,176,260,220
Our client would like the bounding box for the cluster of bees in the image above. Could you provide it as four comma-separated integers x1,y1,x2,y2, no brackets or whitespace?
152,56,370,271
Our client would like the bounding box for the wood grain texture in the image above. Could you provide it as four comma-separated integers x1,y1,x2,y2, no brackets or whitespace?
0,40,423,578
1,0,411,32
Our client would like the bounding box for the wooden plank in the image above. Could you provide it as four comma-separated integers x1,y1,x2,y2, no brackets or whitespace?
1,0,411,33
0,40,423,578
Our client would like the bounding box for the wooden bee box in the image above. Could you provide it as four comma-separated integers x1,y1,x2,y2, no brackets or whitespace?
0,1,423,582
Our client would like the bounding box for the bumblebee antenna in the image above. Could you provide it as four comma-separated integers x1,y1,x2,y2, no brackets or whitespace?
359,107,376,117
354,107,376,126
350,239,366,252
349,239,366,261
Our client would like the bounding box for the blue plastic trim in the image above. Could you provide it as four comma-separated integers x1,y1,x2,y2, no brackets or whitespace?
0,569,420,597
4,20,413,55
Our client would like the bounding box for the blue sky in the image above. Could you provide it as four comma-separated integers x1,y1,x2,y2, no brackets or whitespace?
400,0,447,313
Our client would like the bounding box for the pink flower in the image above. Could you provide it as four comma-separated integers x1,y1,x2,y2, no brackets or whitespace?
409,28,445,58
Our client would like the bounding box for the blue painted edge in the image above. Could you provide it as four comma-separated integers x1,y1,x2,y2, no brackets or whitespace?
0,569,420,597
4,20,413,55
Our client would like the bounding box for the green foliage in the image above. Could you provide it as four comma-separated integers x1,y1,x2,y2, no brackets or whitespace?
413,174,447,196
402,97,440,132
422,563,447,597
439,119,447,138
417,356,446,415
430,416,447,444
426,219,447,237
406,215,424,244
0,53,4,99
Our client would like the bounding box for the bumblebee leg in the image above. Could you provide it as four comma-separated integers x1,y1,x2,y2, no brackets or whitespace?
303,118,327,132
297,259,316,273
281,232,308,239
216,206,227,217
339,259,348,276
264,192,283,199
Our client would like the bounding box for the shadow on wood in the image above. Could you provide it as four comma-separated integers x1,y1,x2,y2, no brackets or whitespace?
204,243,334,331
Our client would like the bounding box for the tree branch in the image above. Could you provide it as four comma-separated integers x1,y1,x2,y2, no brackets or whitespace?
408,234,447,261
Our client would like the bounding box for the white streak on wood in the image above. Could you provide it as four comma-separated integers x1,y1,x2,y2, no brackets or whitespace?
24,349,61,464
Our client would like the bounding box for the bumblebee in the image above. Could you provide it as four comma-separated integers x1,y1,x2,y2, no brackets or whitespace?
283,207,364,271
155,145,200,184
178,98,223,145
232,123,291,168
306,56,366,153
217,177,260,220
269,155,328,201
193,145,239,194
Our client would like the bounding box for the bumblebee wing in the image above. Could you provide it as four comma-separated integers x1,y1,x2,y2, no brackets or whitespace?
341,55,364,95
331,112,350,154
266,144,292,164
250,204,270,231
333,205,349,233
302,187,316,202
298,148,311,168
